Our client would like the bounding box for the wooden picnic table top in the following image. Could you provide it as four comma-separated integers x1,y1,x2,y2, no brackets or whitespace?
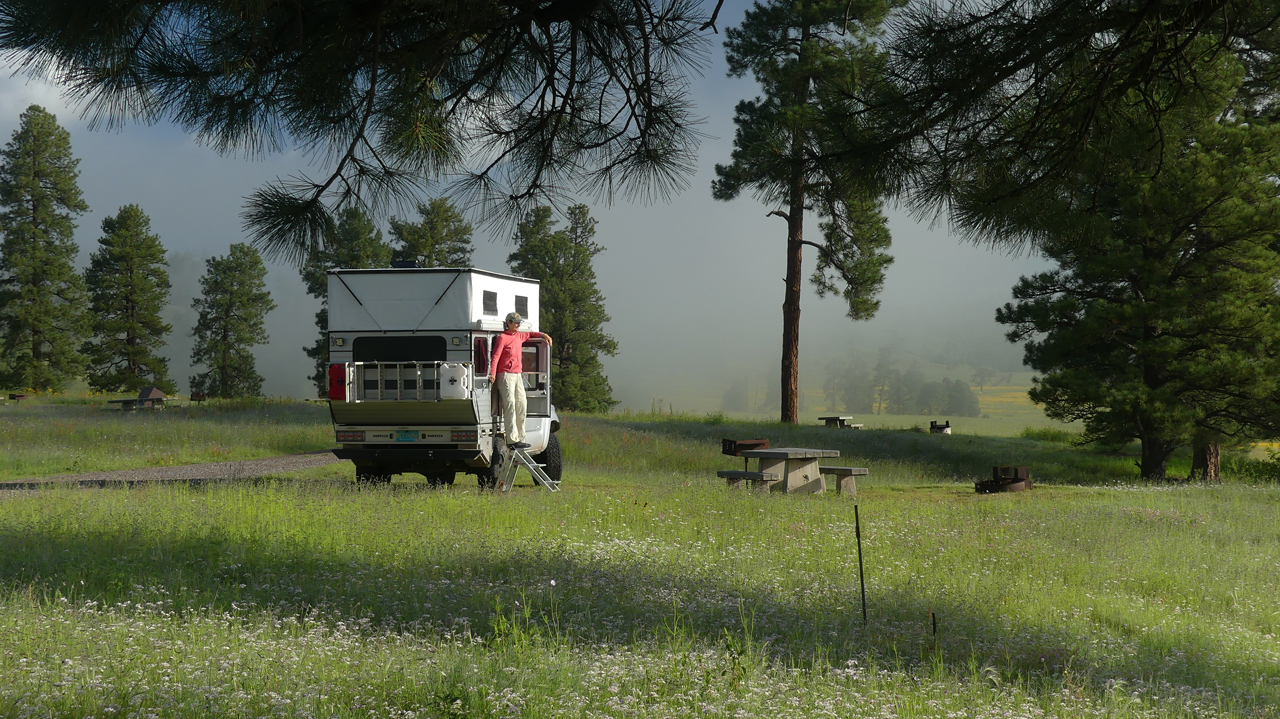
740,447,840,459
817,415,853,420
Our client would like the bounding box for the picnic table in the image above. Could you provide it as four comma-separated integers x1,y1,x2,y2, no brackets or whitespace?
818,416,863,429
741,448,838,493
718,440,869,496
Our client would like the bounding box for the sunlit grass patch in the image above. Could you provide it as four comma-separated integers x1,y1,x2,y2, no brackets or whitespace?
2,480,1279,717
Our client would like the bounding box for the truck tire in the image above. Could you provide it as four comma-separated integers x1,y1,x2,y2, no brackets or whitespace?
426,471,456,488
533,434,562,485
355,467,391,485
477,451,502,490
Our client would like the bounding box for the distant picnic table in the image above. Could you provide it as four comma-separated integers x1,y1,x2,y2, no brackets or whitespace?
818,415,863,429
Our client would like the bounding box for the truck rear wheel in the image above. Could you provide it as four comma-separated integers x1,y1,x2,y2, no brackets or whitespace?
355,467,391,485
477,451,502,490
426,471,456,488
533,434,562,485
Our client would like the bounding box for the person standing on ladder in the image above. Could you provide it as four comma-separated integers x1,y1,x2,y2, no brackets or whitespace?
489,312,552,449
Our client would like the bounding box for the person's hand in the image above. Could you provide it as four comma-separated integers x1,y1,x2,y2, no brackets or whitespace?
544,335,553,347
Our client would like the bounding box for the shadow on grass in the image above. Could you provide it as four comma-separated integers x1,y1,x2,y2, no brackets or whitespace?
2,517,1274,710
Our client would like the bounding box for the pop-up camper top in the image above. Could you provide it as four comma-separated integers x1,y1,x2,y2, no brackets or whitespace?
325,267,560,488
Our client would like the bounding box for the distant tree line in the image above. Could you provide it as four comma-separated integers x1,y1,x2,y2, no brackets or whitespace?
0,104,275,398
825,352,980,418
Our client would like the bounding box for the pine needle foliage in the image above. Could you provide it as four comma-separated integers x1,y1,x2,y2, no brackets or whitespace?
82,204,175,394
0,104,89,392
508,205,618,413
995,57,1280,481
856,0,1280,245
389,199,474,269
300,208,392,397
190,244,276,398
0,0,714,263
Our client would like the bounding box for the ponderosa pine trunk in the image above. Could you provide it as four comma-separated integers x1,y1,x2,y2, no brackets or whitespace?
1190,434,1222,482
781,205,803,423
779,22,811,425
1138,435,1177,481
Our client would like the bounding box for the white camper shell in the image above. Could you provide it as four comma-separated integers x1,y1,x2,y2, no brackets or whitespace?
326,268,560,488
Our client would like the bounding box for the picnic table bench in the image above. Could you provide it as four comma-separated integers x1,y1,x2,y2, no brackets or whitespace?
818,416,863,429
819,465,868,497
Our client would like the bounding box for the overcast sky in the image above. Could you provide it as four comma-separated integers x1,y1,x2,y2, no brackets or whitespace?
0,1,1049,410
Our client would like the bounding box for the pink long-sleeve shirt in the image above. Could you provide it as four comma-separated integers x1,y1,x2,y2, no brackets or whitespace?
489,330,545,379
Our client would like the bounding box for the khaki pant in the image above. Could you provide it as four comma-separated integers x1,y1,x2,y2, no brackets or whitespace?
496,373,526,444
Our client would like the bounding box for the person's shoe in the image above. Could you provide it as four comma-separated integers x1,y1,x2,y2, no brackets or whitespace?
508,441,530,450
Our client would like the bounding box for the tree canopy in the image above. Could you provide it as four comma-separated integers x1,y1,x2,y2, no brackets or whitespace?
82,204,175,394
0,0,713,262
509,204,619,413
300,207,392,396
0,104,88,392
389,199,474,269
852,0,1280,246
190,243,276,398
996,61,1280,480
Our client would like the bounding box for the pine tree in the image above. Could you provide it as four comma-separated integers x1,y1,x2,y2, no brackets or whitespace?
942,379,980,417
190,244,276,398
0,105,89,391
996,63,1280,480
82,205,175,394
300,208,392,396
389,199,474,268
712,0,896,423
508,205,619,413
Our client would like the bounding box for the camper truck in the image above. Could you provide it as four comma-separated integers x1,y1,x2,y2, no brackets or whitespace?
325,267,560,487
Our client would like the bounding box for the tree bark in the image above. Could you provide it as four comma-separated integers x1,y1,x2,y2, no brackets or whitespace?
779,22,811,425
1139,436,1176,481
781,206,803,424
1190,434,1222,483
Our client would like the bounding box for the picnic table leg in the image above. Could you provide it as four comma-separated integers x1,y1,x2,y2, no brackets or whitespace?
776,458,824,494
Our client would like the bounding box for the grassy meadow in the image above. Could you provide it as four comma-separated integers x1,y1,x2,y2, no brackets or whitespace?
0,397,333,479
2,399,1280,717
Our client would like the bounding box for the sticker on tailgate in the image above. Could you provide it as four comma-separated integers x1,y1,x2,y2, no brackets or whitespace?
395,430,417,442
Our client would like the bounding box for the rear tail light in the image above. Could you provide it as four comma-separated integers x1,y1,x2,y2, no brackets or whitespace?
328,364,346,401
336,430,365,442
451,430,478,442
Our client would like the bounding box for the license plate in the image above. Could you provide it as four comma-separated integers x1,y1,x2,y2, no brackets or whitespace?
395,430,417,442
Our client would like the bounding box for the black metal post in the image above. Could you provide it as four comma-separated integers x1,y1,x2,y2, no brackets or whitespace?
855,504,867,626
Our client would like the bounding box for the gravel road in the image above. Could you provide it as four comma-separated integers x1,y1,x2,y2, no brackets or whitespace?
0,451,345,490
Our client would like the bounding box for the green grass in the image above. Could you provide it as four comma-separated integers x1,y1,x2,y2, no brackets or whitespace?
564,412,1271,485
4,401,1280,715
2,476,1279,718
0,398,333,479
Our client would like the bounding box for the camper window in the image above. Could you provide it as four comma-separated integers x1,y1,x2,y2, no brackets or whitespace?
483,291,498,315
515,295,528,318
353,336,447,363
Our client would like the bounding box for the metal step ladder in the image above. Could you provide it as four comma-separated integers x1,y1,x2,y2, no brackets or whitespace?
497,446,560,492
